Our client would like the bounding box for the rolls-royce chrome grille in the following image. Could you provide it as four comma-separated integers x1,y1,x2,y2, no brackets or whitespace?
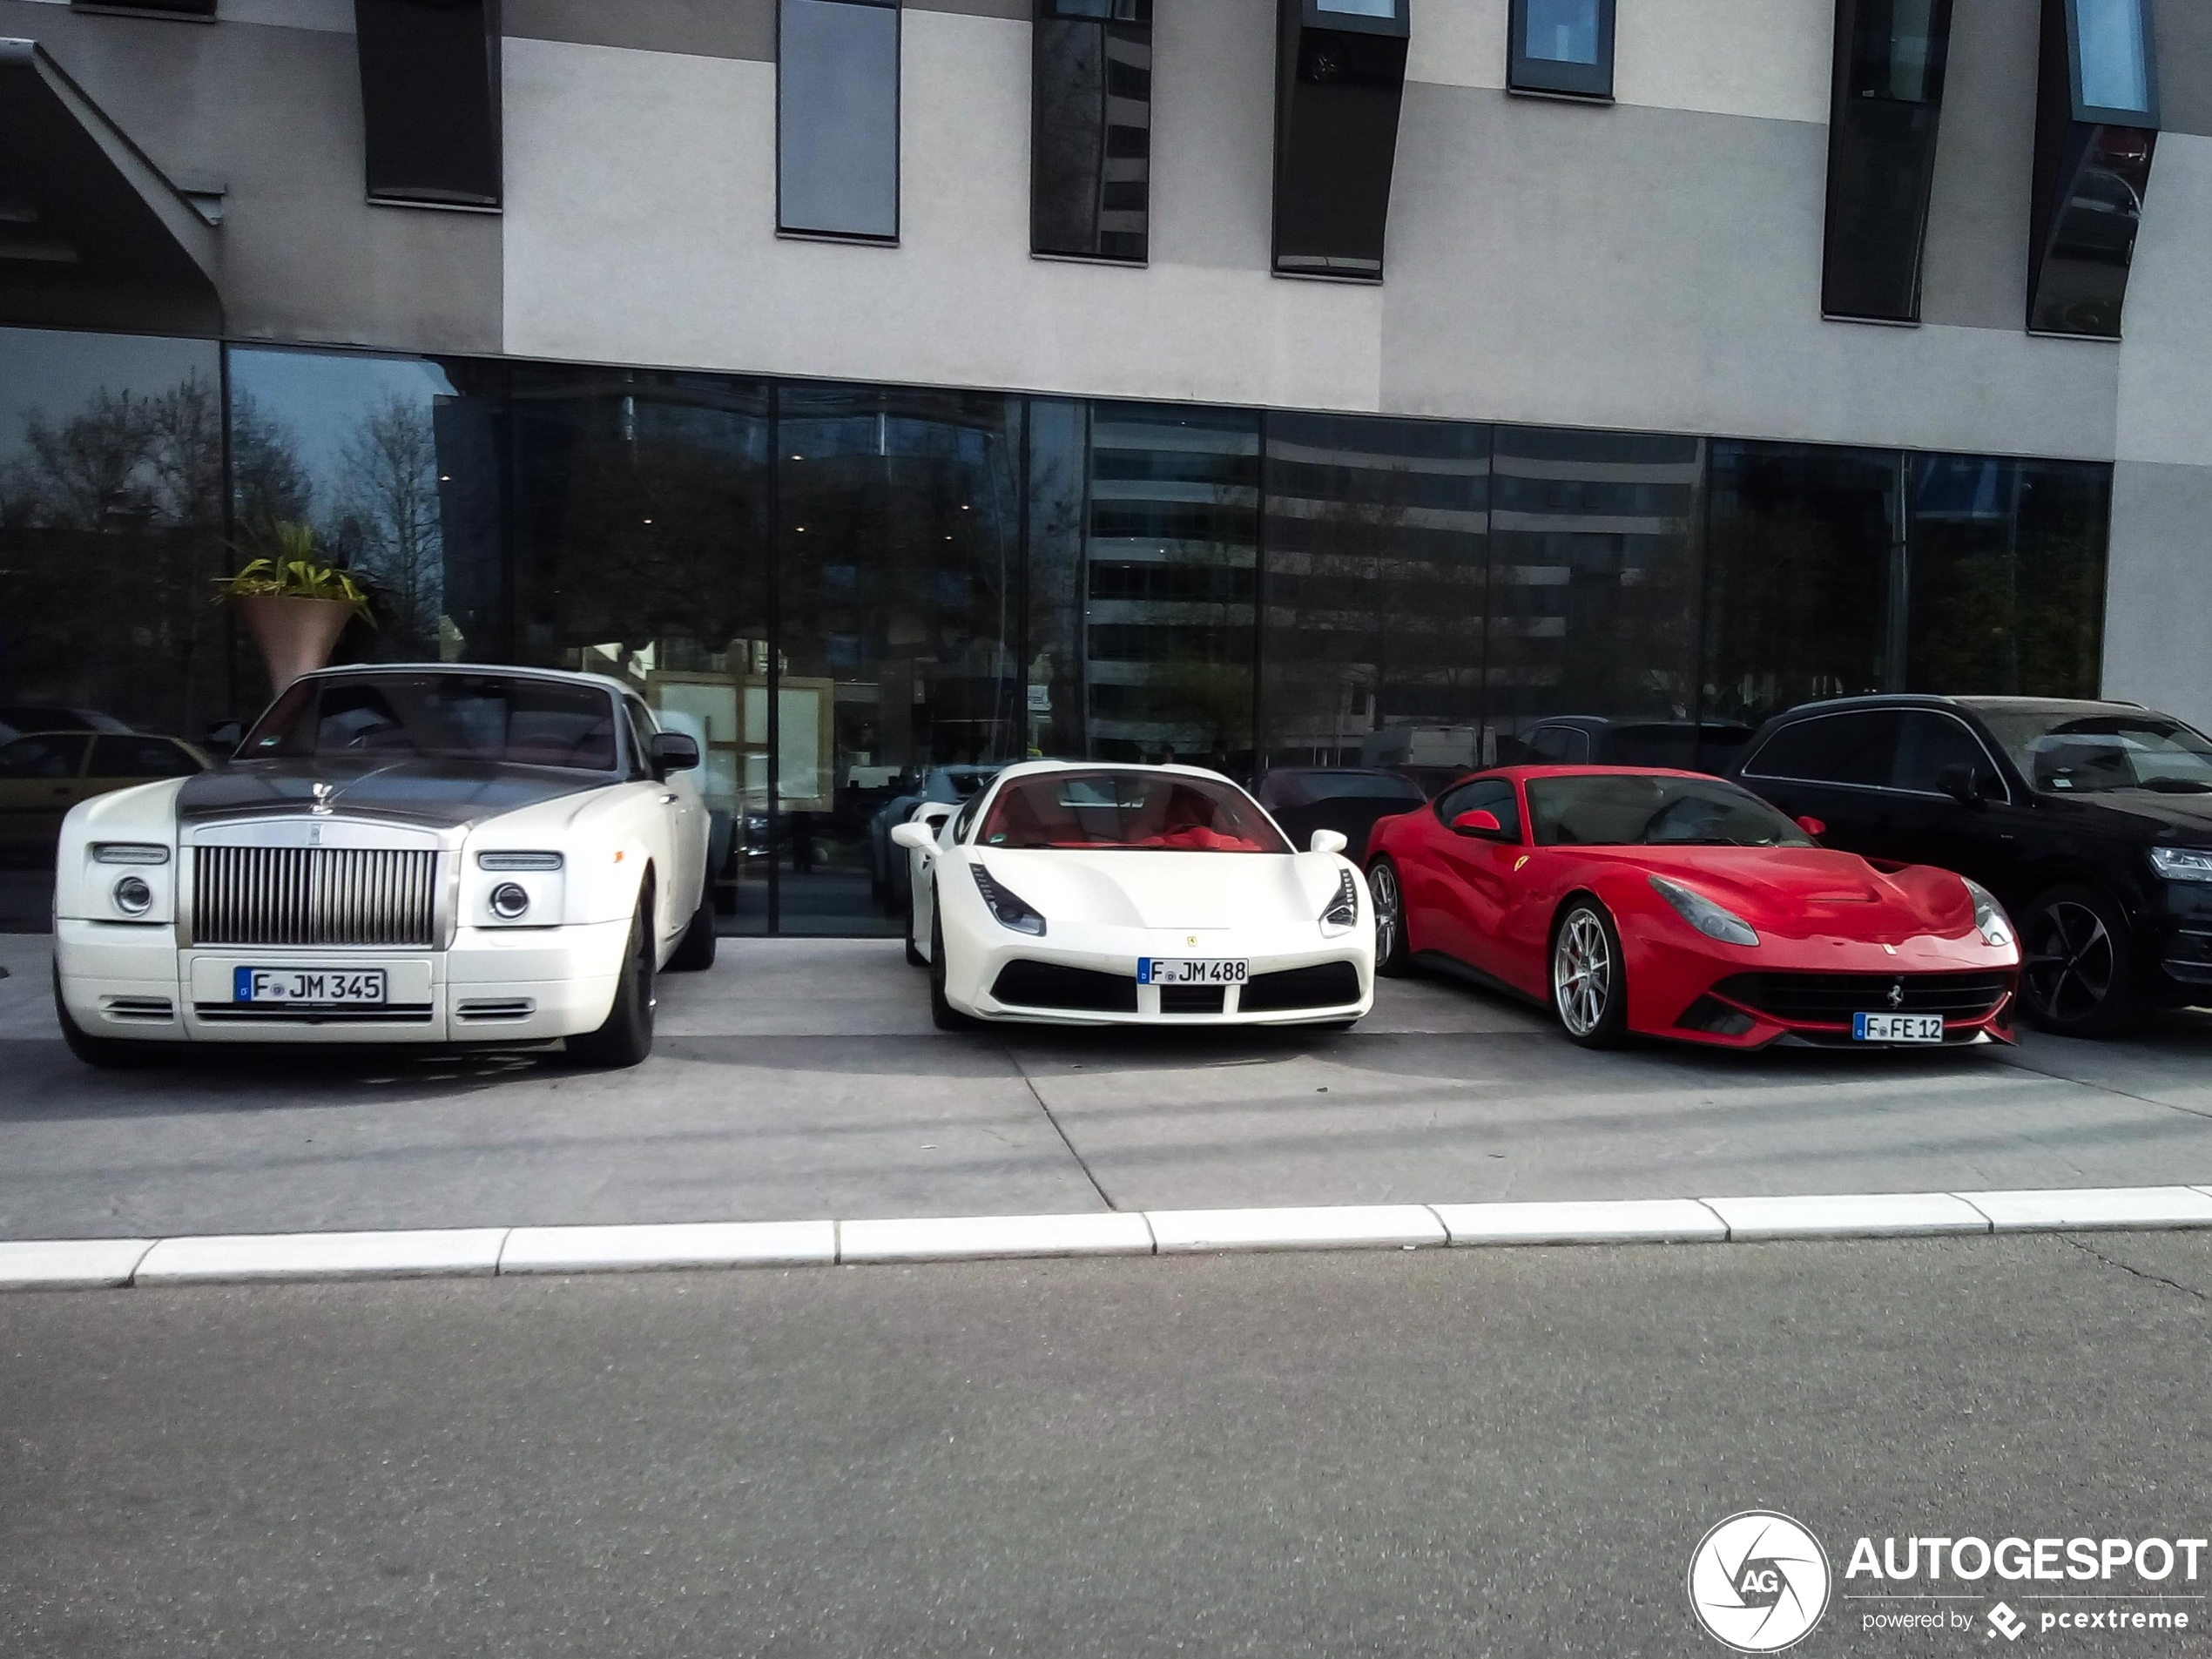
192,846,439,948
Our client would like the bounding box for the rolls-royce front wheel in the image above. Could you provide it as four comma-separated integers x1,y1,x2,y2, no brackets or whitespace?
568,895,657,1068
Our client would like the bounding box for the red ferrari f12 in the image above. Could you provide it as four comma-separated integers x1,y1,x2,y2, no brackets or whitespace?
1364,767,2021,1050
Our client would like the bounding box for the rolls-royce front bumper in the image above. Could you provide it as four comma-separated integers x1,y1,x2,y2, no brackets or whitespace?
54,918,632,1045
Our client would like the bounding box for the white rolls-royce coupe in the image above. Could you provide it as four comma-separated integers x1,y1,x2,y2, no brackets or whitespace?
893,762,1375,1029
51,664,714,1068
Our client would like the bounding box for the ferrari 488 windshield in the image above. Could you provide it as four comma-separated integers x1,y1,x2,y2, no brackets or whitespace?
980,772,1291,853
1527,774,1813,848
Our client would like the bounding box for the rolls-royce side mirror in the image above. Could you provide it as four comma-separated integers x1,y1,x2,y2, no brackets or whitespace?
1452,809,1507,839
1309,829,1349,856
649,732,700,778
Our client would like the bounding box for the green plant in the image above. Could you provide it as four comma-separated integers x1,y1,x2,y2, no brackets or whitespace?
213,520,374,623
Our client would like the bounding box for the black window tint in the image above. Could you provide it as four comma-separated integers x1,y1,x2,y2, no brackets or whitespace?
2,734,88,778
1744,711,1904,787
779,0,900,240
1272,0,1412,279
1439,778,1522,839
1033,1,1152,262
1508,0,1616,98
1823,0,1955,322
1892,711,1997,794
355,0,502,208
89,736,198,778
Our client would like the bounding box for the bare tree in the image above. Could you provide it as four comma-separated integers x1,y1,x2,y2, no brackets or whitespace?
327,392,445,656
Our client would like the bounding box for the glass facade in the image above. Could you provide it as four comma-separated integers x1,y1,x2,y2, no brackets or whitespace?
778,0,901,241
0,325,2119,933
1031,0,1153,263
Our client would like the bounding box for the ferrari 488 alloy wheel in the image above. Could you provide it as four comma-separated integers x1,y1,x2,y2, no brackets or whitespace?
2020,884,2141,1038
1552,900,1628,1049
1368,858,1413,978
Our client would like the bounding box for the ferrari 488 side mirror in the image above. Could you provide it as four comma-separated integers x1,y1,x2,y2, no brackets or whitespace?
1452,810,1506,839
1309,829,1349,855
891,820,939,853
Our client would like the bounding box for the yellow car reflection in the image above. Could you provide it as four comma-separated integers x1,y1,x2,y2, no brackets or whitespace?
0,732,214,858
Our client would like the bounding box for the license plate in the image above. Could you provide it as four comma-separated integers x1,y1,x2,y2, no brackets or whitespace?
1853,1012,1944,1044
1138,957,1249,987
233,968,388,1007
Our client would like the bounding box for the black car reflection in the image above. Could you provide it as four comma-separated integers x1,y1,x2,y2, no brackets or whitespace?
1254,766,1428,858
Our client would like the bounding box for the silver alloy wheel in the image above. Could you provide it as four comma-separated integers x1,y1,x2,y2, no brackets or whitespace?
1554,909,1612,1037
1371,863,1400,962
2023,899,2114,1023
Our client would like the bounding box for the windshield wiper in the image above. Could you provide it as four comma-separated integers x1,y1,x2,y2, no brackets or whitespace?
2136,779,2212,794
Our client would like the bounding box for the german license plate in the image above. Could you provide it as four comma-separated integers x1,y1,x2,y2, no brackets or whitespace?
1138,957,1248,987
1853,1012,1943,1044
234,968,388,1006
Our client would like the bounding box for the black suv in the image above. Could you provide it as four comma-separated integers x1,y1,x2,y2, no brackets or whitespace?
1732,696,2212,1036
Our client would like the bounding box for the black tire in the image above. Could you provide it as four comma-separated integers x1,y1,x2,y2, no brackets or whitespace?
1551,898,1629,1049
666,880,718,972
2020,883,2142,1038
904,894,927,968
53,967,170,1069
1368,857,1416,978
928,894,978,1031
567,895,657,1068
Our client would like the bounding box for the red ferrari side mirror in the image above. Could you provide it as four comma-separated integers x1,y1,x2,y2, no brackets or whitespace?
1453,809,1504,837
1797,816,1826,838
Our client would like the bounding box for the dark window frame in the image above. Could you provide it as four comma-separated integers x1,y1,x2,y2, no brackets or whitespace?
777,0,904,246
1892,708,2014,802
68,0,217,17
1507,0,1617,101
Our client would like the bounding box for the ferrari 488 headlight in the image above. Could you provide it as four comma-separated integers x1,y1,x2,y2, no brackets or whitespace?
969,863,1046,936
1320,869,1360,935
1962,878,2014,948
1649,875,1759,948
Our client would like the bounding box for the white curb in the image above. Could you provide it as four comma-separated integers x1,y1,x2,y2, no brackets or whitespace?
500,1221,836,1275
840,1212,1155,1264
1146,1204,1447,1255
135,1228,509,1285
1958,1186,2212,1232
1703,1192,1991,1240
0,1238,154,1291
1434,1198,1727,1246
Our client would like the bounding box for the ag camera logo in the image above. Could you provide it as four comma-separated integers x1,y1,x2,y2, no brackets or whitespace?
1689,1511,1832,1652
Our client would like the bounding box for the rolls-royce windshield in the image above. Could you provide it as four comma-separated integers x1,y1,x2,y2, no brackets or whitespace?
242,675,622,772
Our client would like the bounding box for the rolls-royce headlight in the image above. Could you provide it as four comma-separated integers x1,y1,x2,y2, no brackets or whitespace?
1649,875,1759,948
94,843,170,866
1320,869,1360,935
112,875,154,916
479,851,563,872
969,863,1046,936
489,882,532,921
1962,878,2014,948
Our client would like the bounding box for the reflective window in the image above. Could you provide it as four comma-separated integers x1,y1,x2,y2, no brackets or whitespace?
778,385,1023,933
1273,0,1412,277
0,327,236,921
1509,0,1615,98
509,365,773,932
1973,705,2212,795
1527,773,1811,846
1261,413,1488,769
2075,0,2151,114
1438,777,1522,840
1032,0,1151,262
1,734,89,778
228,347,509,670
1892,710,1997,794
355,0,502,207
1824,0,1955,321
1086,404,1258,772
1704,442,1899,729
779,0,900,241
1488,427,1703,747
1742,711,1904,788
1905,455,2110,698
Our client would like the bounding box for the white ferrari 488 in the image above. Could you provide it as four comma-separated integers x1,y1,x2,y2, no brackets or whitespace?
893,762,1375,1029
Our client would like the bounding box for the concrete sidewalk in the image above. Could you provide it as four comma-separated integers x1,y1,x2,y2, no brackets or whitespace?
3,932,2211,1242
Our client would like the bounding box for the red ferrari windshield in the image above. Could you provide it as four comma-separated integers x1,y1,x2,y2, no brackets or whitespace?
979,771,1291,853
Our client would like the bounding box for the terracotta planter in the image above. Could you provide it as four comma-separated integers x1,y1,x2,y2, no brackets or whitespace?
233,594,354,695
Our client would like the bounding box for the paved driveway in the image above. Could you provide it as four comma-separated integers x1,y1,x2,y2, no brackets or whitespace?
3,933,2210,1240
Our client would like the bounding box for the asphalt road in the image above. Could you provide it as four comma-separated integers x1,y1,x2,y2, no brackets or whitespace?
6,933,2212,1240
4,1232,2209,1656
